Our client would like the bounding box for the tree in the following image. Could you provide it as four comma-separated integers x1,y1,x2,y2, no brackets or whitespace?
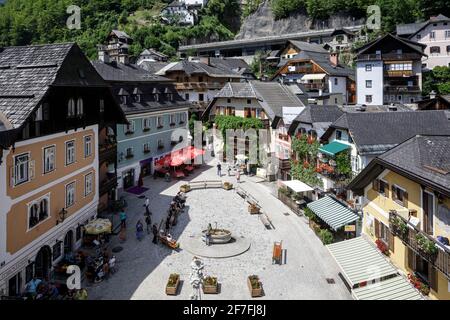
422,66,450,95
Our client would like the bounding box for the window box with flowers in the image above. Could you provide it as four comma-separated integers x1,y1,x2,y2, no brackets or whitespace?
416,233,438,259
375,239,390,256
408,273,430,296
390,214,408,240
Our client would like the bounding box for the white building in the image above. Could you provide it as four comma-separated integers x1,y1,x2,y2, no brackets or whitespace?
355,34,425,106
397,14,450,70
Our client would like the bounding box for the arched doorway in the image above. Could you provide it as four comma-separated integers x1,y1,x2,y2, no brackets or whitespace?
64,230,74,255
34,246,51,280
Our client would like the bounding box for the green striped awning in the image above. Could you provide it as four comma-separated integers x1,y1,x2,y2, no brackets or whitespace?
306,196,359,231
327,237,399,288
319,141,350,156
352,276,423,300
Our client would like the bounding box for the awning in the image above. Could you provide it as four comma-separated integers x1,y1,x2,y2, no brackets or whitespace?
326,237,399,288
306,196,359,231
352,276,423,300
281,180,313,193
319,141,350,156
300,73,326,81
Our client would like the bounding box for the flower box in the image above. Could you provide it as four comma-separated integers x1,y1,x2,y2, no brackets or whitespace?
180,185,191,193
247,275,263,298
202,276,218,294
165,273,180,295
223,182,233,190
248,203,260,214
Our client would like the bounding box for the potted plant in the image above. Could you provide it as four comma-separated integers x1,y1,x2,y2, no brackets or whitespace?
408,273,430,296
165,273,180,295
248,203,260,214
223,182,233,190
416,234,438,258
319,229,334,245
390,216,408,239
180,184,191,193
202,276,218,294
247,275,263,297
375,239,390,256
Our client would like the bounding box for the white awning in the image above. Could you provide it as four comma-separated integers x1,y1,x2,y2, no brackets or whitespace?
300,73,326,81
352,276,423,300
327,237,399,288
281,180,314,193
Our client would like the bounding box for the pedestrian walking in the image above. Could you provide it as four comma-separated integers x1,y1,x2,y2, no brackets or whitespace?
145,214,152,234
227,165,232,176
236,170,241,183
217,163,222,176
136,220,144,241
144,197,151,216
152,224,158,244
119,210,127,228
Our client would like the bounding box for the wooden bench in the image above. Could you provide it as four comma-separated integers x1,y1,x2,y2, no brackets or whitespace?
188,180,223,190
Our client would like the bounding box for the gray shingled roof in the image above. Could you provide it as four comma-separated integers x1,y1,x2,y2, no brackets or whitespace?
288,40,328,53
350,135,450,197
92,60,171,82
139,61,169,74
295,105,344,124
325,111,450,155
163,60,242,78
356,33,426,56
0,43,75,129
396,22,427,36
215,82,257,98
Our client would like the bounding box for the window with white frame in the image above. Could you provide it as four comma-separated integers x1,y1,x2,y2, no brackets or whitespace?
157,116,163,128
157,139,164,149
14,153,30,185
76,98,84,116
365,64,372,71
430,31,435,39
84,135,92,157
65,182,76,208
366,80,372,88
143,118,150,131
28,196,50,229
125,120,135,134
180,112,186,123
84,173,93,196
65,140,75,165
125,147,134,158
143,142,150,153
170,114,176,125
43,146,55,174
67,98,76,117
365,95,372,103
446,30,450,39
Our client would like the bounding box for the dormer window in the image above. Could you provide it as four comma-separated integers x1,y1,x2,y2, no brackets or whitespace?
68,99,76,117
121,96,127,104
76,98,84,116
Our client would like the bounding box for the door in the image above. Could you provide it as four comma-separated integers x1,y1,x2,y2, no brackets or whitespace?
64,230,74,255
8,273,22,296
123,169,135,189
34,246,51,280
422,191,434,235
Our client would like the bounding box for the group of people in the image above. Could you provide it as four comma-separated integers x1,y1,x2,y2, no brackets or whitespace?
24,277,87,300
217,162,241,183
85,247,116,283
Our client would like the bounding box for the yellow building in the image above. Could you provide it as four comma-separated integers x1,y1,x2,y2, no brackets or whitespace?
349,135,450,300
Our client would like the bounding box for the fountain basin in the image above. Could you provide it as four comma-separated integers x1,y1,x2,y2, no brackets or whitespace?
202,229,232,244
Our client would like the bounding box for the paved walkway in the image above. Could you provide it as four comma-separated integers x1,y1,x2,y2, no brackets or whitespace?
87,160,352,300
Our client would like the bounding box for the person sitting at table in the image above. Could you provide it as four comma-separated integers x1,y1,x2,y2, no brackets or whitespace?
46,282,59,300
25,277,42,299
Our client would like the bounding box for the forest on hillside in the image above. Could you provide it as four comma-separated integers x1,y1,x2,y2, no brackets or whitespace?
0,0,448,60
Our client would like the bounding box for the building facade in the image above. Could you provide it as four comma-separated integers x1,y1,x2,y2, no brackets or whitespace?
0,43,125,297
349,135,450,300
355,34,426,106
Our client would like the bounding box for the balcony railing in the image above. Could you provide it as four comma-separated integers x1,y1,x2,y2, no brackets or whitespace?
384,85,421,93
384,70,414,77
389,210,450,280
357,52,422,61
278,158,291,170
302,83,326,90
100,175,117,196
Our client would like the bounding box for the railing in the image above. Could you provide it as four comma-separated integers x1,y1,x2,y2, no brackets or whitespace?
175,82,225,90
389,210,450,280
302,83,326,90
357,53,422,61
384,85,421,93
278,190,303,216
357,53,382,61
100,176,117,196
278,158,291,170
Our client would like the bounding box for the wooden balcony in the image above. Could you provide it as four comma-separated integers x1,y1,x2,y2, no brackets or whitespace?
382,52,422,61
100,175,117,196
384,85,421,93
302,83,326,90
278,158,291,170
389,210,450,280
384,70,414,77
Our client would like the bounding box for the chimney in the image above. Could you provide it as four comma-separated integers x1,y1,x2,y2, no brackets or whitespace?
330,52,338,67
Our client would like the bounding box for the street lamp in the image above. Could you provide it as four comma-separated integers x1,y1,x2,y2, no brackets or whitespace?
57,208,68,225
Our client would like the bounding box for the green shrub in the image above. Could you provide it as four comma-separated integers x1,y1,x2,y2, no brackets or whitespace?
319,229,334,245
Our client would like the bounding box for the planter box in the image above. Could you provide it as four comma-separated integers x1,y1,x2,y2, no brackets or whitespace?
248,204,260,214
166,274,180,295
223,183,233,190
247,276,263,298
180,185,191,193
202,277,218,294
